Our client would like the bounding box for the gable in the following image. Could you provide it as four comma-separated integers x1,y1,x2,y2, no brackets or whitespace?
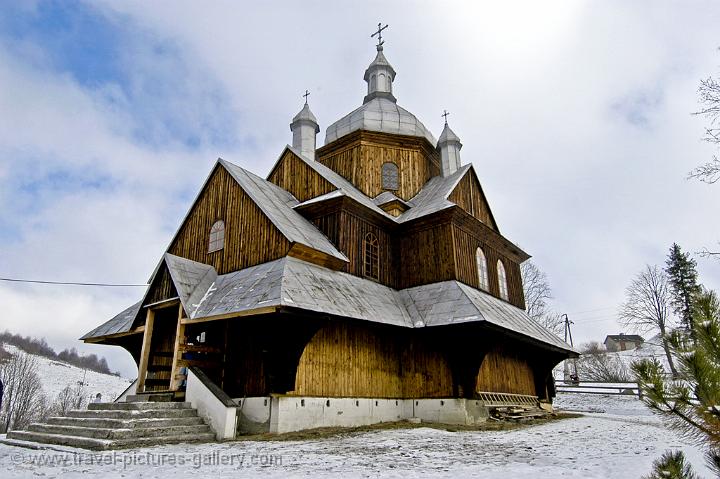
448,167,499,231
267,148,335,202
168,164,292,275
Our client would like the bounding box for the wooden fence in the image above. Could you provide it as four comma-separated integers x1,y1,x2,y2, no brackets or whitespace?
555,382,642,398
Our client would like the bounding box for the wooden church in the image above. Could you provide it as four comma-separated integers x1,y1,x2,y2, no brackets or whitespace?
82,29,575,432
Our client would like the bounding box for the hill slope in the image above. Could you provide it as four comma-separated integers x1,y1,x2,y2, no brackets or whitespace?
3,344,133,404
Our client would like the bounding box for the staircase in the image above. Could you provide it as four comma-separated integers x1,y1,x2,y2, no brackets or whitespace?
6,400,215,450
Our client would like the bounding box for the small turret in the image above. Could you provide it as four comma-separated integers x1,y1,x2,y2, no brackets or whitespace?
363,45,397,104
437,114,462,176
290,95,320,160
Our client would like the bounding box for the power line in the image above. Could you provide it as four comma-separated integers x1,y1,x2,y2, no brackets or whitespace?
0,277,146,287
565,306,617,315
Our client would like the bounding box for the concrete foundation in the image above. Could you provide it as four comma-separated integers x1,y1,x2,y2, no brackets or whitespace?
234,396,489,435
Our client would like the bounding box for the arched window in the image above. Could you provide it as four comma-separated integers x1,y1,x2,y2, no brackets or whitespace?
208,220,225,253
378,73,386,90
381,162,399,191
370,74,377,91
476,247,489,291
363,232,379,280
497,259,509,301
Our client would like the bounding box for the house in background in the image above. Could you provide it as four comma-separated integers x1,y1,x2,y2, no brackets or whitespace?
604,334,644,352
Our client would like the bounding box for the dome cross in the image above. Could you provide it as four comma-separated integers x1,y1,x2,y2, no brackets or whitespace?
371,23,388,48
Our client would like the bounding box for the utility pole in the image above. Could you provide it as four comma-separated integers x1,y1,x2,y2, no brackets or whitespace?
562,314,579,384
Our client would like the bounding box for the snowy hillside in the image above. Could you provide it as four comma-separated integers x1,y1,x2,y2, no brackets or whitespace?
2,344,133,404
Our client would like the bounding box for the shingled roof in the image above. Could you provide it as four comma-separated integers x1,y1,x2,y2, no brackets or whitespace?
82,256,574,354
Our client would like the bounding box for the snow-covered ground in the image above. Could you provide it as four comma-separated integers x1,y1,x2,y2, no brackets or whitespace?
0,392,712,478
2,344,133,404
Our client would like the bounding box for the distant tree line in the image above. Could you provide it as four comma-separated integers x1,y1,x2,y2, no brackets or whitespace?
0,330,117,375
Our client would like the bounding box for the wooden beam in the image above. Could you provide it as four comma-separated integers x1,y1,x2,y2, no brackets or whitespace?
143,297,180,310
82,325,145,344
136,309,155,393
180,306,277,325
169,304,186,391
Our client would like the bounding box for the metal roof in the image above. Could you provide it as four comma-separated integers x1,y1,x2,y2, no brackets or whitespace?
164,253,218,317
397,164,472,222
80,301,141,340
82,256,573,353
325,97,437,146
220,159,348,263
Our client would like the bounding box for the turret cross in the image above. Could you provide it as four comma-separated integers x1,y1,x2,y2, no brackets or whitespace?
371,23,389,48
303,89,310,105
442,110,450,125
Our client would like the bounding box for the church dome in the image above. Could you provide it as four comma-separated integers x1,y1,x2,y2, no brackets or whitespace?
324,44,436,146
325,97,436,145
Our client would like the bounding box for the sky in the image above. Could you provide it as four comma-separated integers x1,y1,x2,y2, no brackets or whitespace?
1,0,719,378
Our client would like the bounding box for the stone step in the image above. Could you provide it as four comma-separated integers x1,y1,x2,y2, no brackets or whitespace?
46,416,205,429
68,408,198,420
125,392,174,402
88,401,191,411
27,423,213,440
7,430,216,451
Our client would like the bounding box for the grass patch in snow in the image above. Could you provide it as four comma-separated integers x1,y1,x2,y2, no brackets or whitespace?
234,412,582,442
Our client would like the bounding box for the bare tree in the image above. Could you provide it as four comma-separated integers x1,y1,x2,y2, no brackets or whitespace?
521,261,552,320
53,383,86,417
0,351,48,432
521,261,564,336
689,75,720,184
619,265,678,377
575,351,631,382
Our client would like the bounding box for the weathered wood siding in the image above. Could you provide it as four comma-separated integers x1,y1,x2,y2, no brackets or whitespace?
448,171,497,230
294,321,453,398
476,346,537,396
337,211,396,286
452,224,525,309
399,223,455,288
267,149,335,202
169,165,291,275
145,263,177,305
317,131,440,202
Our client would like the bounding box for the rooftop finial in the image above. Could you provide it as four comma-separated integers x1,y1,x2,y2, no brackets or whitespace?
442,110,450,125
303,89,310,105
371,22,388,50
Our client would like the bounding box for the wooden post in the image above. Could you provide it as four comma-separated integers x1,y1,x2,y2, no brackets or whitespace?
170,304,186,391
136,308,155,393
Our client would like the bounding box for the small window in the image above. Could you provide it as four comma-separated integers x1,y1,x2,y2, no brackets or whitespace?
476,247,489,291
363,232,380,280
381,162,399,191
497,260,509,301
208,220,225,253
370,74,377,91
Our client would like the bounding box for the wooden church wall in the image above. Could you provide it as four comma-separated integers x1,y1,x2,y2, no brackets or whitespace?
267,150,335,202
169,166,291,275
337,210,397,287
448,171,496,229
399,222,455,289
452,224,526,310
475,345,537,396
317,131,440,202
293,321,454,398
